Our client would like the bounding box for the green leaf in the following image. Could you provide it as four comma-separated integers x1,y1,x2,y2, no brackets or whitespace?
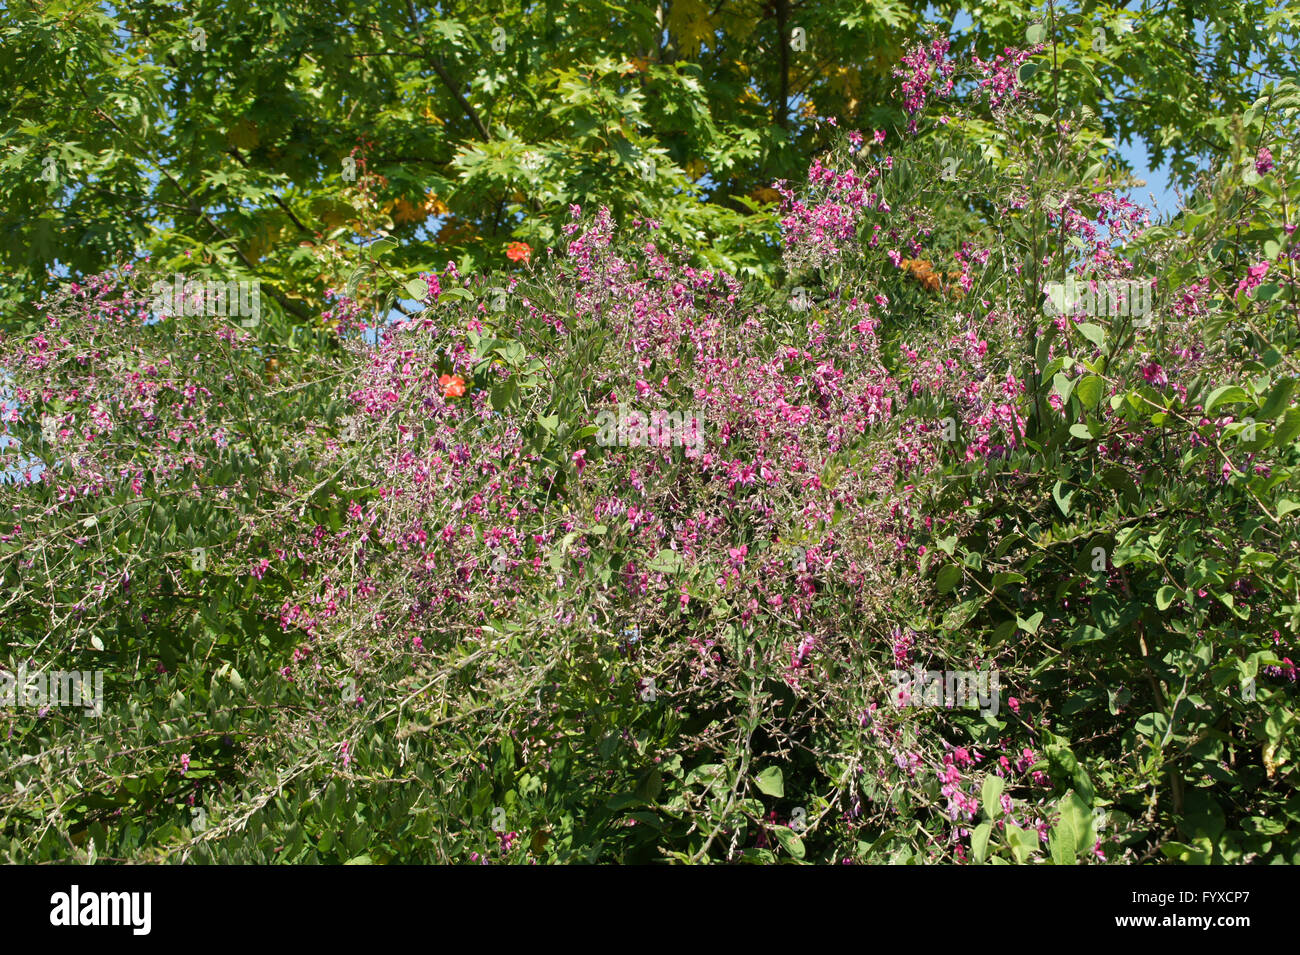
943,596,988,629
1066,623,1107,647
1051,372,1076,405
1257,377,1295,420
647,548,685,574
1005,822,1035,863
1274,409,1300,446
772,826,805,860
1052,480,1074,517
1206,385,1249,413
971,821,993,863
1058,790,1096,854
1077,323,1106,350
1075,375,1104,409
982,775,1006,819
490,379,517,412
754,766,784,798
1016,611,1044,634
1135,711,1169,737
1049,819,1077,865
936,564,962,594
1156,585,1177,611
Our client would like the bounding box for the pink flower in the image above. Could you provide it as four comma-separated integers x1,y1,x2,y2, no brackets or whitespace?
421,271,441,301
571,449,587,476
1141,362,1168,389
1255,146,1274,175
180,753,191,775
1237,260,1270,297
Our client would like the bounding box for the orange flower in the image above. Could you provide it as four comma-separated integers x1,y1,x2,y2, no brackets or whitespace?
506,241,532,264
439,374,466,398
901,258,942,292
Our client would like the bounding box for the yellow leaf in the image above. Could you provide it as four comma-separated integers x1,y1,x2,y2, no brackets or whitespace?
667,0,714,58
392,197,428,225
437,217,479,244
226,118,260,151
828,66,861,98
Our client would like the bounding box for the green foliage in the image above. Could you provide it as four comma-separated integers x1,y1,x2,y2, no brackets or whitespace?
5,0,1297,331
3,7,1300,866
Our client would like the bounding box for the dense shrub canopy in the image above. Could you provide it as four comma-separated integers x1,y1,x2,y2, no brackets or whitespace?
2,24,1299,864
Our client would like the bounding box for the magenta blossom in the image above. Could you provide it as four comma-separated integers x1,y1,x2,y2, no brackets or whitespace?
1142,362,1169,389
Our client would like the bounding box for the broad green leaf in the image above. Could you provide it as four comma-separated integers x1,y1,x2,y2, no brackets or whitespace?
1156,585,1177,611
772,826,805,860
971,821,993,863
1077,323,1106,350
1075,375,1104,409
1206,385,1249,413
982,775,1006,819
754,766,784,798
936,564,962,594
1017,611,1044,634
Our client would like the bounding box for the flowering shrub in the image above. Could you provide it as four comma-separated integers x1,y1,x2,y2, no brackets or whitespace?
2,41,1298,864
